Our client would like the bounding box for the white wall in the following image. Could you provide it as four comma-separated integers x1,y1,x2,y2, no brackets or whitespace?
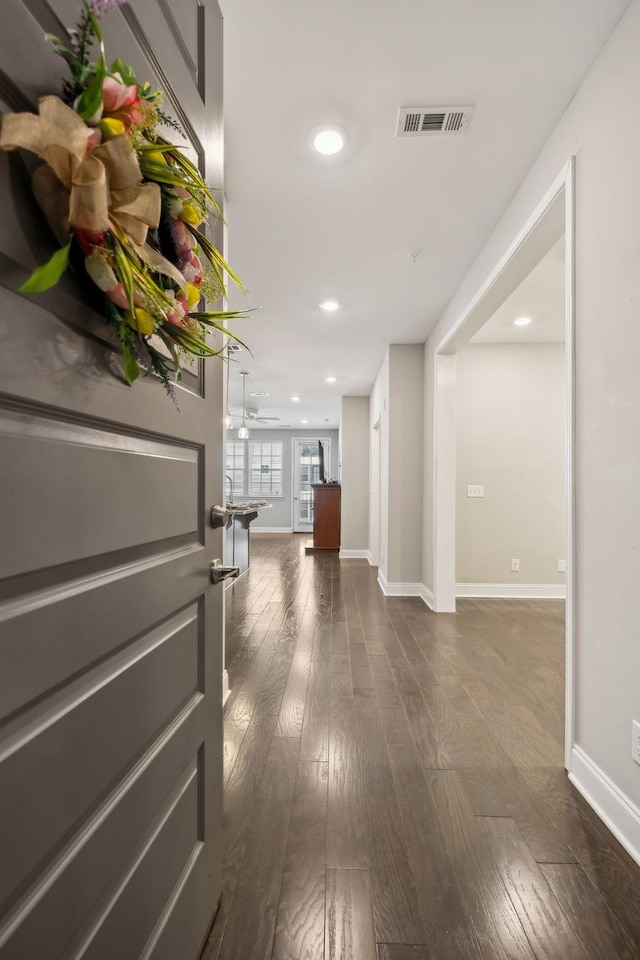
370,350,389,578
388,345,424,585
456,344,565,587
340,397,370,553
424,0,640,821
370,345,424,587
227,427,339,530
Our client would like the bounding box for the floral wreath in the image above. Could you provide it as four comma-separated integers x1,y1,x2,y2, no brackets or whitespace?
0,0,248,403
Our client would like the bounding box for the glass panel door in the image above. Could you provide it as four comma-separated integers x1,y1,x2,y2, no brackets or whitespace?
292,439,329,532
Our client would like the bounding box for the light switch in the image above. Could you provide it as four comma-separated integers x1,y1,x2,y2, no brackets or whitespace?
467,484,484,498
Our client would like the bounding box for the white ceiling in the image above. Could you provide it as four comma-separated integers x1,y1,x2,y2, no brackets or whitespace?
220,0,628,428
470,237,566,344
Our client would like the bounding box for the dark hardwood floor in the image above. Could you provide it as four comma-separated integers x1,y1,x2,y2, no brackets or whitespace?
204,534,640,960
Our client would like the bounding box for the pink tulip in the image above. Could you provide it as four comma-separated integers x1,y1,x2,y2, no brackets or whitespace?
169,217,193,257
106,283,129,309
117,103,144,130
106,283,143,309
103,75,138,112
179,251,203,284
86,127,102,151
165,290,185,326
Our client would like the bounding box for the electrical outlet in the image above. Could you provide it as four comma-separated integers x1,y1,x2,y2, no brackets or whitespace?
633,721,640,767
467,484,484,498
558,559,566,573
511,558,520,572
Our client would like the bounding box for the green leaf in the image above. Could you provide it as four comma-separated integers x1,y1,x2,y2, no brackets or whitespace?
82,0,103,43
111,238,136,313
164,324,217,357
156,329,182,369
19,240,71,293
188,318,252,352
188,309,255,320
110,57,137,86
138,161,195,188
137,142,177,154
120,340,140,385
45,35,77,65
188,226,248,295
77,56,106,121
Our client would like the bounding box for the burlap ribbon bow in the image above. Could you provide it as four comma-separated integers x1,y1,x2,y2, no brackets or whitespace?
0,95,186,290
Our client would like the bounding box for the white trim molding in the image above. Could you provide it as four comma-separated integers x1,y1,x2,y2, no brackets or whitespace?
377,571,433,606
251,526,293,534
455,583,566,600
569,746,640,868
339,548,371,561
419,583,435,610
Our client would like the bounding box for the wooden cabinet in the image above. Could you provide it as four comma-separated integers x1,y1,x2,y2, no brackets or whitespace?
311,483,341,549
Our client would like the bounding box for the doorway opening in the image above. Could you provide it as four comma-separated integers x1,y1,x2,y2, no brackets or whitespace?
432,159,575,769
292,437,332,534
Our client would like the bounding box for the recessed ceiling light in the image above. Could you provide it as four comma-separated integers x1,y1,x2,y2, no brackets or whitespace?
324,376,337,383
290,395,301,402
319,299,340,312
514,316,532,327
301,419,308,424
309,123,348,155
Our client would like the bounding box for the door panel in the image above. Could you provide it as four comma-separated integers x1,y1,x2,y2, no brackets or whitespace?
78,765,200,960
0,408,200,579
0,700,203,960
0,605,201,904
0,1,225,957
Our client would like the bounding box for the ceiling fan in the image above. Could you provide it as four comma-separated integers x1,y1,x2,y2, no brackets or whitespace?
246,408,280,423
228,407,281,424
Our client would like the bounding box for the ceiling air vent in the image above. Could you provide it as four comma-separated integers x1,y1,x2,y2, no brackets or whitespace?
396,106,474,137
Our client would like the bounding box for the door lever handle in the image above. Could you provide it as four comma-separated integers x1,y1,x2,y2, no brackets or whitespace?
210,505,230,529
210,559,240,585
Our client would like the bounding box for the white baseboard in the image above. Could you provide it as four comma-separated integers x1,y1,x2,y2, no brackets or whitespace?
377,571,424,598
222,669,230,707
569,745,640,868
455,582,566,600
339,549,371,560
251,526,293,534
419,583,435,610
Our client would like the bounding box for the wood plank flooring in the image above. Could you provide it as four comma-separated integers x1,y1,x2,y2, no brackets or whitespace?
204,534,640,960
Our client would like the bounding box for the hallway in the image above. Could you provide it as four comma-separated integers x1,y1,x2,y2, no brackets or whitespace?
204,534,640,960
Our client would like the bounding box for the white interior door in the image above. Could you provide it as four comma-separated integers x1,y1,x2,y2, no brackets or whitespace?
292,438,330,533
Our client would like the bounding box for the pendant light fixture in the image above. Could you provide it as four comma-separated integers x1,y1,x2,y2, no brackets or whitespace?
238,370,249,439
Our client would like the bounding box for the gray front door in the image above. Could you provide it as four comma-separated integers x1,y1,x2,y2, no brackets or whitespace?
0,2,225,957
